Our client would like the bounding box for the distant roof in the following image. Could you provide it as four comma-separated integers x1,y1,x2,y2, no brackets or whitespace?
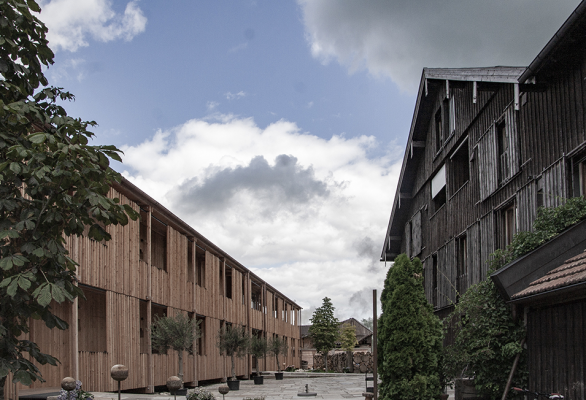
300,318,373,339
512,249,586,300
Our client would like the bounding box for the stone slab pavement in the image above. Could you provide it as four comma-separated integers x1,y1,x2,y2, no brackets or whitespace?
88,373,454,400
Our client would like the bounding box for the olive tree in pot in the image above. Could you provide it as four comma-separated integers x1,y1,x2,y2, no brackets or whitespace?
217,325,249,390
249,335,268,384
268,336,288,380
151,313,200,390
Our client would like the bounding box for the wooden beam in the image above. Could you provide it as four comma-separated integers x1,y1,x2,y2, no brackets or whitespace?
473,81,477,103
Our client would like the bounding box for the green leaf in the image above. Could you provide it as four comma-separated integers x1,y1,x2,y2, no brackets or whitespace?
0,257,14,270
7,279,18,297
18,276,32,291
36,283,52,307
27,0,41,12
28,133,46,144
13,370,33,386
51,285,65,303
9,162,22,174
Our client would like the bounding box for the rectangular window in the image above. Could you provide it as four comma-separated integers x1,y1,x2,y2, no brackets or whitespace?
151,218,167,271
435,108,443,153
78,286,107,352
273,294,278,319
225,266,233,299
431,165,446,213
456,235,467,296
187,241,194,283
497,120,508,183
196,315,205,356
196,250,205,288
151,304,167,354
251,282,262,311
449,138,470,195
242,276,246,305
503,203,517,247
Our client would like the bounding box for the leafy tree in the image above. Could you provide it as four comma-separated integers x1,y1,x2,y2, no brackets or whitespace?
339,323,357,352
378,254,443,400
309,297,339,372
0,0,138,395
248,335,268,375
151,313,200,387
268,336,288,373
443,275,526,400
217,325,249,381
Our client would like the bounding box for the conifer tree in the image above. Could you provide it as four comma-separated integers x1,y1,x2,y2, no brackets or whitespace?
378,254,443,400
309,297,339,372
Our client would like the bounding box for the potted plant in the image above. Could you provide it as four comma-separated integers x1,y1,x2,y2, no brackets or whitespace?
268,336,288,380
217,325,249,390
249,335,268,384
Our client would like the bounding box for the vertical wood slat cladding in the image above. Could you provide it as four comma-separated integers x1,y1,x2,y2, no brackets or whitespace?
12,183,300,396
478,125,498,200
467,222,481,287
423,258,434,304
436,240,456,308
527,299,586,400
412,211,422,256
542,158,568,208
479,213,494,281
517,182,537,232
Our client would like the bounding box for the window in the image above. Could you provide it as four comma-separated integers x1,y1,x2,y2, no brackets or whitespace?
251,282,262,311
187,242,194,283
497,120,509,183
225,266,232,299
431,165,446,213
139,209,148,261
196,250,205,287
456,235,467,295
196,315,205,356
449,138,469,194
503,203,517,247
273,294,278,318
151,304,167,354
435,108,443,153
78,286,107,352
572,154,586,198
151,217,167,271
242,277,246,305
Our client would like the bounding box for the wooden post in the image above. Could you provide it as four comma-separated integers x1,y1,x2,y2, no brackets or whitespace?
146,207,154,393
191,238,198,386
373,290,378,400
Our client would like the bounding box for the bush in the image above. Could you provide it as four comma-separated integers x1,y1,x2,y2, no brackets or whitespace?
378,254,443,400
57,380,93,400
186,388,215,400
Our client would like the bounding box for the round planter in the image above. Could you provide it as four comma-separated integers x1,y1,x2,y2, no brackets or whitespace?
275,372,284,380
227,380,240,390
253,376,264,385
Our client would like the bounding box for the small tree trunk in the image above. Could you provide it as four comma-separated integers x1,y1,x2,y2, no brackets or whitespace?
178,350,184,389
231,355,236,380
276,354,281,372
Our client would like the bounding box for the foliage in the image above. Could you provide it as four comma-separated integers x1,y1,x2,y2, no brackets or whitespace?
217,325,249,380
285,365,296,372
0,0,138,389
438,198,586,399
56,380,93,400
309,297,339,372
248,335,268,374
151,313,200,384
268,336,288,372
339,323,358,352
490,196,586,271
443,275,526,400
360,317,373,331
377,254,443,400
186,388,215,400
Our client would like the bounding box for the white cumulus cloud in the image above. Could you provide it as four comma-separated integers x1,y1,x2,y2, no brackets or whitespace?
298,0,582,92
120,115,401,320
38,0,147,52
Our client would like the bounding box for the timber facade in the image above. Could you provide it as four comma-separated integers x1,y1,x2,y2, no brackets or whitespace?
381,1,586,397
5,178,301,399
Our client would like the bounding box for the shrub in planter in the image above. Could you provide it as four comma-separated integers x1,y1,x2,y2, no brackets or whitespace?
186,388,215,400
249,335,268,384
268,336,288,374
57,380,93,400
217,325,249,386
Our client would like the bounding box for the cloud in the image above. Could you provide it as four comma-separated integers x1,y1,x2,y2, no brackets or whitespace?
206,101,219,112
38,0,147,52
298,0,582,92
226,91,247,100
172,154,330,217
120,115,401,320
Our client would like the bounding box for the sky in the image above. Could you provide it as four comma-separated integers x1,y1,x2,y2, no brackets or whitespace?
36,0,582,324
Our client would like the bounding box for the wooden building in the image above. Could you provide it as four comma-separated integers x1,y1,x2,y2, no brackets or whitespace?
5,178,301,399
381,1,586,397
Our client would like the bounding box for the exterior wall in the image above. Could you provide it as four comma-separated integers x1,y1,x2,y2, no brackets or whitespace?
399,65,586,311
10,182,301,396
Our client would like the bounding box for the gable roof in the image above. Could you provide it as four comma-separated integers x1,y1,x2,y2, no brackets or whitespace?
511,248,586,303
380,67,525,261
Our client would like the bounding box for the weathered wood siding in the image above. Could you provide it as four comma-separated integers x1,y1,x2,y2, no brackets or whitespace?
11,182,301,396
